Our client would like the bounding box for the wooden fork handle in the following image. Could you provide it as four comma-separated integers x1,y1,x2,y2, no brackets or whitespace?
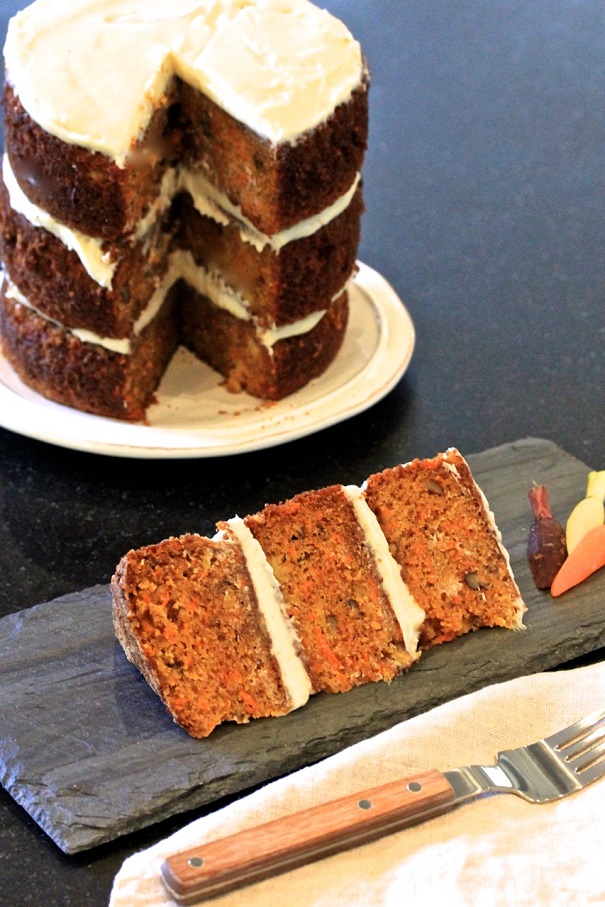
161,768,455,904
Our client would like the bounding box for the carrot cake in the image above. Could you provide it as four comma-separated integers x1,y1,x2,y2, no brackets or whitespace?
111,450,526,737
0,0,368,419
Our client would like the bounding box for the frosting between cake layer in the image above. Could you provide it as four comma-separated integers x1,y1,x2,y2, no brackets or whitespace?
3,155,360,286
220,518,313,710
343,485,426,657
2,260,339,356
3,277,132,355
182,170,362,254
172,249,334,348
2,154,117,288
5,0,364,163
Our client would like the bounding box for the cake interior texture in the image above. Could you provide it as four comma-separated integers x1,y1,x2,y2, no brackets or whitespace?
242,484,417,695
111,450,526,738
363,453,525,647
0,0,369,420
113,534,292,739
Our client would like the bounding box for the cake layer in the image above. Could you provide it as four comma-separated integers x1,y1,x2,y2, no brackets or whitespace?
179,282,349,399
0,279,180,421
363,450,526,648
111,450,526,738
112,533,294,739
173,184,363,327
175,75,369,237
0,176,170,338
2,82,170,243
242,485,421,694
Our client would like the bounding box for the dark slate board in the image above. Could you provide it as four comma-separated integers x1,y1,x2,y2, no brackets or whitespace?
2,438,605,854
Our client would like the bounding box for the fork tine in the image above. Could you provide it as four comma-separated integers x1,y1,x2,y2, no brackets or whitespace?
572,748,605,786
545,706,605,750
569,737,605,773
559,724,605,764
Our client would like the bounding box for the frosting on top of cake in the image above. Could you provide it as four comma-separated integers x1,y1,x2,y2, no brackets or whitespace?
5,0,363,164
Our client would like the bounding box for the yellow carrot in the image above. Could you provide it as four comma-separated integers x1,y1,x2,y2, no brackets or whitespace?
566,498,604,552
551,523,605,597
587,470,605,499
565,470,605,553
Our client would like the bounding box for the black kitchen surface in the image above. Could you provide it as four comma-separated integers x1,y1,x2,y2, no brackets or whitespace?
2,2,605,905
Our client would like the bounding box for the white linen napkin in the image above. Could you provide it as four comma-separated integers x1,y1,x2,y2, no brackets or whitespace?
110,660,605,906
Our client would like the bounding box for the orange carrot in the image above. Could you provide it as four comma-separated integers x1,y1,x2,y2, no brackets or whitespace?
239,690,261,714
551,523,605,597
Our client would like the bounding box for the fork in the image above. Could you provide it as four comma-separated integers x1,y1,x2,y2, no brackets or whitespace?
161,706,605,905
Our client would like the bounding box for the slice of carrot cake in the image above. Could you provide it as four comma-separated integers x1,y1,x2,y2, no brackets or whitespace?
111,450,525,737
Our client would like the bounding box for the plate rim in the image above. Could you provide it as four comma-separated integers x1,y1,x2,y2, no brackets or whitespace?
0,262,414,458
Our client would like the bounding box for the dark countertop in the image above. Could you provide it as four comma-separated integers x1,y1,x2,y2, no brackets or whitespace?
1,1,605,904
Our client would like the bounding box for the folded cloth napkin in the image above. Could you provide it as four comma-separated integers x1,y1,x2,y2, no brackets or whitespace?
110,661,605,907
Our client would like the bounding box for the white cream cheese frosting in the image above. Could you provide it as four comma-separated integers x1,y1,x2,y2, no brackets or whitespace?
2,154,117,288
3,153,360,285
343,485,426,658
219,518,313,710
4,0,364,164
2,258,341,356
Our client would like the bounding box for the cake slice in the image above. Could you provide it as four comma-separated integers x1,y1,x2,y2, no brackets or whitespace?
112,533,311,739
241,484,424,694
111,450,526,738
363,449,526,647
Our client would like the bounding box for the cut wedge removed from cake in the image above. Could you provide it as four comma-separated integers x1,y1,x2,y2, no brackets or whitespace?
111,450,526,738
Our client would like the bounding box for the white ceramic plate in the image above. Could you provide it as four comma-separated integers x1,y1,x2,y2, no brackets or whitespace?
0,262,414,458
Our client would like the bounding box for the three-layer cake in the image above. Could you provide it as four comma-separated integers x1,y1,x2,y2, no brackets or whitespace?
0,0,368,419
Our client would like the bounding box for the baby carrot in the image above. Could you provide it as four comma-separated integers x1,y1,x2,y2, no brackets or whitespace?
551,523,605,597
